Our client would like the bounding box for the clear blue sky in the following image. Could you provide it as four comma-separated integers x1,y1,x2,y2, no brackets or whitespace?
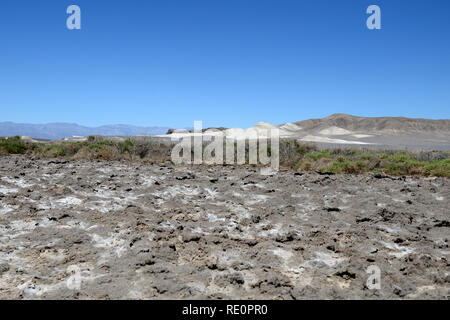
1,0,449,129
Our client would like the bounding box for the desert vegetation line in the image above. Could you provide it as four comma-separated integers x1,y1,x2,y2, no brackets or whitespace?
1,136,449,177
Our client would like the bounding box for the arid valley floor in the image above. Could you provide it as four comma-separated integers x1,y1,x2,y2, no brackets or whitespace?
0,155,449,299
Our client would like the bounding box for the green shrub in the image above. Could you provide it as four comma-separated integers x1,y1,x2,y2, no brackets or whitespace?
0,136,27,154
303,161,312,171
359,153,375,160
305,150,331,161
53,145,68,157
121,139,134,153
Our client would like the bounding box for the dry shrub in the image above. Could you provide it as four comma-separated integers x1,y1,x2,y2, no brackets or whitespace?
98,148,114,160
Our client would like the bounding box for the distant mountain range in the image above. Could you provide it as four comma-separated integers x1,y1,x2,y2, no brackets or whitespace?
0,122,170,140
2,114,449,143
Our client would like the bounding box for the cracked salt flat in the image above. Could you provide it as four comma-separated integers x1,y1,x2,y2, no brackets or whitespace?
0,219,46,238
271,248,294,260
139,176,157,188
1,177,35,188
151,185,201,200
206,213,225,222
376,224,405,234
18,279,67,298
380,241,415,258
1,155,449,299
90,233,127,258
55,196,83,206
0,186,19,194
0,204,16,215
306,252,346,268
258,223,286,238
203,187,218,199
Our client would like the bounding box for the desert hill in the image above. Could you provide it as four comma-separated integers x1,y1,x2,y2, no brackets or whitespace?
294,113,450,135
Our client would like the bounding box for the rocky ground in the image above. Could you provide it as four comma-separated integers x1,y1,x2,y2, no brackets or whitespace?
0,154,449,299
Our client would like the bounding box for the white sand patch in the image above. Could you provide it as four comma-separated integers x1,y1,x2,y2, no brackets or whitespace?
203,187,218,199
0,186,19,194
241,182,266,190
279,123,302,131
58,221,98,231
301,135,372,145
78,188,139,203
352,134,373,138
206,213,225,222
63,136,88,142
56,196,83,206
152,185,200,200
0,218,53,239
191,226,209,235
42,173,65,179
90,233,127,258
138,175,157,188
1,177,34,188
18,279,66,297
271,248,294,261
310,252,345,267
246,194,270,205
86,200,124,213
376,224,405,234
159,220,176,230
96,167,113,174
259,223,285,238
380,241,415,258
319,126,353,136
0,204,16,215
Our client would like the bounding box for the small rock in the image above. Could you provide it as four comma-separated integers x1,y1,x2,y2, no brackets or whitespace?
182,232,201,243
205,254,218,269
393,285,404,297
0,263,10,274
